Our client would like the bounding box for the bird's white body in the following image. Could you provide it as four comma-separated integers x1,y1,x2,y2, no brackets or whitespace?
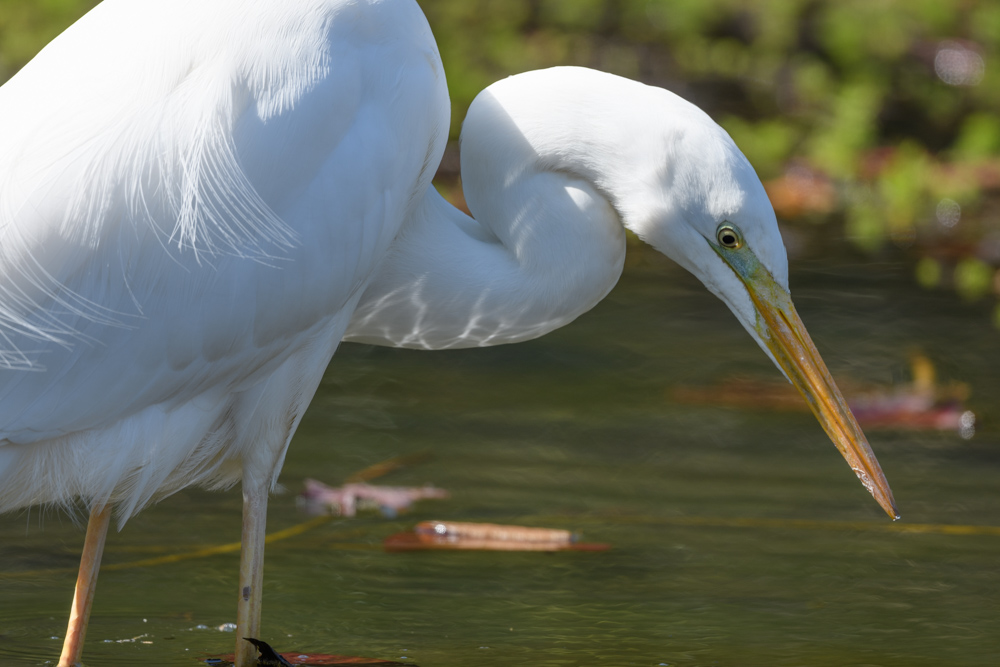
0,0,450,518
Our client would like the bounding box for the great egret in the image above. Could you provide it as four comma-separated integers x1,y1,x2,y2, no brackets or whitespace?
0,0,898,665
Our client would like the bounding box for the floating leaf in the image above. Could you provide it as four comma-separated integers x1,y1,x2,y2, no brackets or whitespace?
385,521,610,552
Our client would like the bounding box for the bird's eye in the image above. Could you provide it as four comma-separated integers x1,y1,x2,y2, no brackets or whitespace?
716,224,743,249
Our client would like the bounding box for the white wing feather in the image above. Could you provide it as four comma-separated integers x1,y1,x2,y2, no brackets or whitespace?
0,0,448,516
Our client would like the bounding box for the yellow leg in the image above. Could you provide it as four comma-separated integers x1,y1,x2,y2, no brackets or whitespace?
58,504,112,667
235,478,268,667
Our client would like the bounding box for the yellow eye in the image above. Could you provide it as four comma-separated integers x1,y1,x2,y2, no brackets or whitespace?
716,224,743,249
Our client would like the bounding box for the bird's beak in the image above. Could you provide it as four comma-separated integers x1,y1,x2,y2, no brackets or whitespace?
712,240,900,520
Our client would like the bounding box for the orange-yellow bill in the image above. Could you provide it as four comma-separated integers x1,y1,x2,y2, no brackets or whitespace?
714,238,899,520
749,284,899,519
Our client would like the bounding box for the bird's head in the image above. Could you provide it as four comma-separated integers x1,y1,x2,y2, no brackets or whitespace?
476,67,897,519
625,93,900,520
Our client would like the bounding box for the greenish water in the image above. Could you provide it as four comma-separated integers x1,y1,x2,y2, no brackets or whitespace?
1,247,999,666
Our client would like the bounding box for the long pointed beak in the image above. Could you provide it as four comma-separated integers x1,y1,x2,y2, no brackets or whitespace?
750,282,899,519
714,242,899,520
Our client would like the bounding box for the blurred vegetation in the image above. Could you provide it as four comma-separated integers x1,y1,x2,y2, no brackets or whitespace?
3,0,1000,319
0,0,97,78
419,0,1000,322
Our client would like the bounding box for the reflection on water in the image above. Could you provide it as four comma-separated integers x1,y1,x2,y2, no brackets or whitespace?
2,249,1000,666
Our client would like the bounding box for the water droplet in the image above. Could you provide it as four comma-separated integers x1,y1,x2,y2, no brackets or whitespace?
936,199,961,228
935,42,985,86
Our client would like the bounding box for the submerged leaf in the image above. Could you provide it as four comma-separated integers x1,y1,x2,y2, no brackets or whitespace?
206,638,411,666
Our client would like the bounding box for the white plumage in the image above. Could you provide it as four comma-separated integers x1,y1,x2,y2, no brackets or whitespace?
0,0,447,520
0,1,895,665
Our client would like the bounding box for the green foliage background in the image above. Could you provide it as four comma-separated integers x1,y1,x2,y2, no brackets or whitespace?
2,0,999,308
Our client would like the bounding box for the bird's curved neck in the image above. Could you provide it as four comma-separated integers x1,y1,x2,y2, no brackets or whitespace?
344,68,707,349
343,176,626,349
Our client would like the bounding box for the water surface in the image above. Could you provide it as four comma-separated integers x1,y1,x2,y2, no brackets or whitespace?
2,244,998,666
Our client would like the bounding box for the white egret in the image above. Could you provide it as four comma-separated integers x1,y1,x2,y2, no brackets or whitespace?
0,0,898,665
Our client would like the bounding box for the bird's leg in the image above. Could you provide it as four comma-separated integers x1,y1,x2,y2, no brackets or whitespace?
58,504,112,667
235,474,269,667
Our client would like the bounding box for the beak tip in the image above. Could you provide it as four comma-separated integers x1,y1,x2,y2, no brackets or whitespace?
876,490,900,521
880,498,900,521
